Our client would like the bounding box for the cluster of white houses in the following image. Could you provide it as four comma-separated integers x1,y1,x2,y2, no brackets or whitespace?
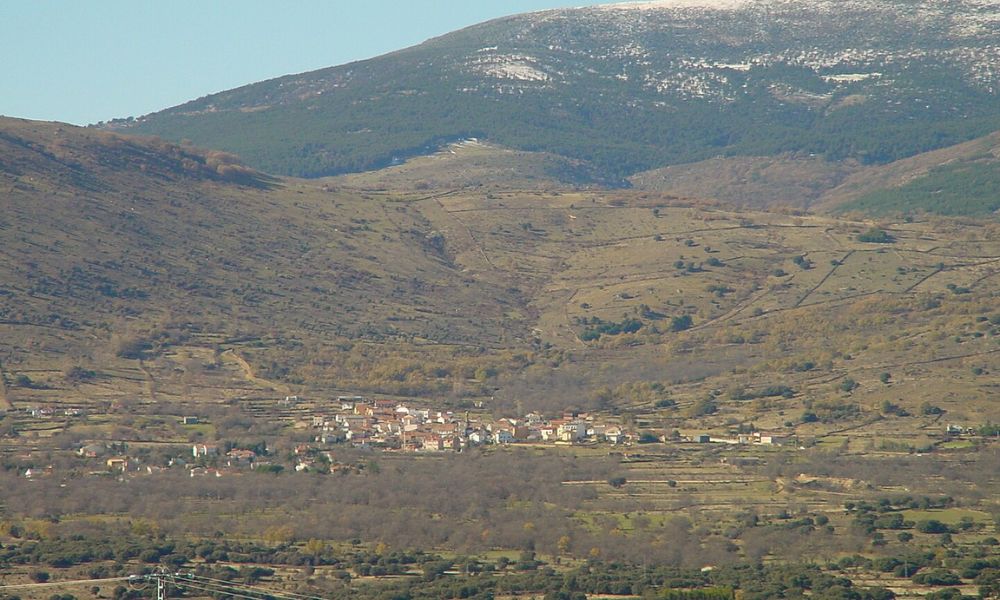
13,395,806,480
310,396,631,452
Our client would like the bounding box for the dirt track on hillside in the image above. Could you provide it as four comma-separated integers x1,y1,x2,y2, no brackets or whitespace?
221,349,291,395
0,363,10,410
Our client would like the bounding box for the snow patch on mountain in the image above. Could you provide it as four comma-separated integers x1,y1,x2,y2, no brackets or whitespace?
462,0,1000,103
595,0,754,10
470,53,553,83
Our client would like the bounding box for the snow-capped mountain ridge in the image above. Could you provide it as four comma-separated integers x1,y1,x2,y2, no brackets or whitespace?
114,0,1000,179
461,0,1000,100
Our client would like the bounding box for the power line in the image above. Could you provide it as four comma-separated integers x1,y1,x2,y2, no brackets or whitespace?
0,570,326,600
0,576,134,590
175,576,285,598
180,574,324,600
169,580,270,600
161,571,326,600
171,578,323,600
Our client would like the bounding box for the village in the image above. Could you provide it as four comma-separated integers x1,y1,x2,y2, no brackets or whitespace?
299,395,801,452
310,395,630,450
15,391,995,481
182,394,638,476
9,395,809,480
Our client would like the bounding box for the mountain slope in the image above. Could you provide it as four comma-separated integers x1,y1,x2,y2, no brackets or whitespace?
629,154,859,209
111,0,1000,180
328,139,616,190
0,117,524,365
5,118,1000,431
817,130,1000,216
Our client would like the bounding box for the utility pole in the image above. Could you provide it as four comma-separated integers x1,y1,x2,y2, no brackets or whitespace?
155,569,167,600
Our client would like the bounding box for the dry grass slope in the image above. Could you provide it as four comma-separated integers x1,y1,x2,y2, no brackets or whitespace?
629,154,859,209
1,118,998,446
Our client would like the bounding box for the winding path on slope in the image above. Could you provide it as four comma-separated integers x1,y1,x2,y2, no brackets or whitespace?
221,349,291,396
137,360,158,403
431,198,498,270
0,363,9,410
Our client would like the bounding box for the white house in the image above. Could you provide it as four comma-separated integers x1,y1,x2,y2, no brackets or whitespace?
192,444,219,457
605,428,625,445
558,421,587,442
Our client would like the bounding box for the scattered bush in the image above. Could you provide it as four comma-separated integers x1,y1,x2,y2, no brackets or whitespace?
839,378,858,393
580,318,643,341
913,570,961,585
916,520,951,534
64,366,97,384
670,315,693,332
115,336,153,360
857,228,895,243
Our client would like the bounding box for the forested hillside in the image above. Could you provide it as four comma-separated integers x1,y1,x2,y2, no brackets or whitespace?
110,0,1000,181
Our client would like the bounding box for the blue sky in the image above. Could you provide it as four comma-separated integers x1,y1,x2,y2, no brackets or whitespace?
1,1,620,126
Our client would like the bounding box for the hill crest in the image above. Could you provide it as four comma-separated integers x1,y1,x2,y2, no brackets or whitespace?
109,0,1000,180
